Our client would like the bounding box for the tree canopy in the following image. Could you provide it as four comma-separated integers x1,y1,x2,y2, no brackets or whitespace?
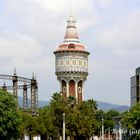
123,103,140,139
35,93,99,140
0,90,132,140
0,89,21,139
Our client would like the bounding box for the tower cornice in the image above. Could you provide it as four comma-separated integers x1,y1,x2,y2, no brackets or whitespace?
54,50,90,55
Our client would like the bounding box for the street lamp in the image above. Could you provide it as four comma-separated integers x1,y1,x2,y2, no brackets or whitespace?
102,118,104,140
63,113,65,140
108,127,111,140
119,121,122,140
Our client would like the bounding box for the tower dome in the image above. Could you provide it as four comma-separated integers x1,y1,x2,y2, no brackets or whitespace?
54,13,90,101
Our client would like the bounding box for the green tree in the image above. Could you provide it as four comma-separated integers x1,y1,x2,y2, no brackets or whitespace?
95,109,120,136
74,99,99,139
36,93,65,139
50,93,66,139
123,103,140,139
95,109,105,135
37,93,99,140
0,90,21,139
105,109,120,130
37,105,58,140
20,112,38,139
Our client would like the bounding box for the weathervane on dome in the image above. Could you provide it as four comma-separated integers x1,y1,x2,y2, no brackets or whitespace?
67,9,76,23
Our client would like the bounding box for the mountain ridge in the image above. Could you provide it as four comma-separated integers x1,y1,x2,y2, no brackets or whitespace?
18,97,129,112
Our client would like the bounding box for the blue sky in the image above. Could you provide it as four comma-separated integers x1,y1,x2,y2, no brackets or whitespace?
0,0,140,105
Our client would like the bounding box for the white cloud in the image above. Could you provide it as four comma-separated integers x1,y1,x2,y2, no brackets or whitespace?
95,0,113,8
3,0,100,45
29,0,93,14
0,32,42,59
95,9,140,57
0,30,48,76
1,0,140,105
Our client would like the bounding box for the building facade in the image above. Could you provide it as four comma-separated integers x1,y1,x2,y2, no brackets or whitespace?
131,67,140,106
54,14,89,101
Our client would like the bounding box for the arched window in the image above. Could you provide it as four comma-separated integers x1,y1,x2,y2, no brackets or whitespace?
66,60,69,65
73,59,76,65
79,60,82,66
61,60,63,65
84,61,86,66
69,80,75,97
68,44,75,49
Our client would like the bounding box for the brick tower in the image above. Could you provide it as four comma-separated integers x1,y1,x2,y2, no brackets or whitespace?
54,13,89,101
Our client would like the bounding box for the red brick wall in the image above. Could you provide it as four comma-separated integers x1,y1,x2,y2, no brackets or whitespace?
69,80,75,97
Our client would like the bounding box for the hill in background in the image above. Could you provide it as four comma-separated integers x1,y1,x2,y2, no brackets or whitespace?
96,100,129,112
18,97,129,112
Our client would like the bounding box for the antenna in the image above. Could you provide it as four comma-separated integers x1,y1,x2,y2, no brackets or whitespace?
14,68,16,75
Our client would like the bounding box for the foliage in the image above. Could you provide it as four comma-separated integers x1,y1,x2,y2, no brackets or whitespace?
122,103,140,139
105,109,120,130
20,112,38,138
74,99,99,138
1,90,120,139
0,90,21,140
95,109,120,135
36,93,99,140
18,92,122,139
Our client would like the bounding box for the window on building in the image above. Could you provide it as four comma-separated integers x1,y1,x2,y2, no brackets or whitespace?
79,60,82,66
84,61,86,66
73,59,76,65
61,60,63,65
66,60,69,65
68,44,75,49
